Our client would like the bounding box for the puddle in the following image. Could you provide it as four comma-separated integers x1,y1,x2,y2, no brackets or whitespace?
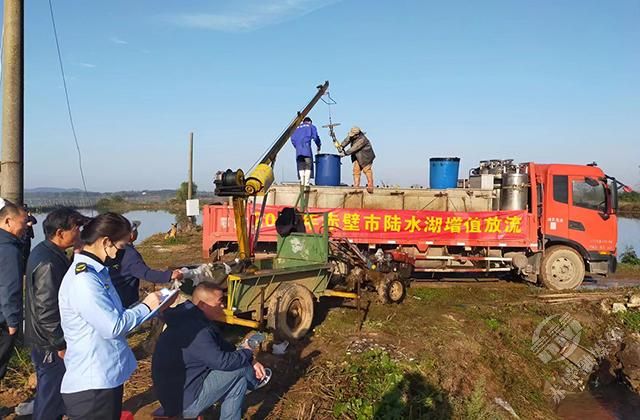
556,381,640,420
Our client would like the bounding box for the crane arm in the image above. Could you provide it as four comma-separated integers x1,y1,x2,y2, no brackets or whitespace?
214,81,330,260
261,81,329,166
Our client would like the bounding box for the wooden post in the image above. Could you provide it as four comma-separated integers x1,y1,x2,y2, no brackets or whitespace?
0,0,24,205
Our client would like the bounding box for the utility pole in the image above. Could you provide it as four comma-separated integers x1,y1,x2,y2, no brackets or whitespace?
187,132,193,200
0,0,25,205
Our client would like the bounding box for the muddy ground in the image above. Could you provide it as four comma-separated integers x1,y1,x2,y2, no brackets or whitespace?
2,231,640,419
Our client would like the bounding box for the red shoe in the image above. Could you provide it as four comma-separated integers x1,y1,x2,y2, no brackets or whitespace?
120,411,134,420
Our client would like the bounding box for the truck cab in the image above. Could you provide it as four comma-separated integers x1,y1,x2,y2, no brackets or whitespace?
534,163,617,289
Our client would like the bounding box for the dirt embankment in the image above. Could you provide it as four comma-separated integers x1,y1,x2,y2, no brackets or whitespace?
3,231,640,419
119,233,640,419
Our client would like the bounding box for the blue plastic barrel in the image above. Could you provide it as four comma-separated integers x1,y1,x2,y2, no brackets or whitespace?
315,154,341,186
429,157,460,189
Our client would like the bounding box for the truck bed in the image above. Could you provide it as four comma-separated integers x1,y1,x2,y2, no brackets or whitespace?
260,184,495,212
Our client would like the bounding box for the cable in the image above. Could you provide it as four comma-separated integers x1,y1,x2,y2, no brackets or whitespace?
48,0,89,198
0,22,4,84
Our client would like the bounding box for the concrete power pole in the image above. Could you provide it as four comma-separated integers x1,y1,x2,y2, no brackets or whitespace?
1,0,24,205
0,0,24,205
187,132,193,199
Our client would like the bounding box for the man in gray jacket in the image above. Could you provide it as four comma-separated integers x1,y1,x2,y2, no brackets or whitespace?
340,126,376,193
0,198,28,381
25,207,87,420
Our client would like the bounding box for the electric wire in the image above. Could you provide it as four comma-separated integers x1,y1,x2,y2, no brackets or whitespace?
48,0,89,200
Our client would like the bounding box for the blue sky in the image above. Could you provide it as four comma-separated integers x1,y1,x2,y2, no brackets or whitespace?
4,0,639,191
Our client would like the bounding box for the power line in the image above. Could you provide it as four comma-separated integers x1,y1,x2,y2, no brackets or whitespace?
47,0,89,196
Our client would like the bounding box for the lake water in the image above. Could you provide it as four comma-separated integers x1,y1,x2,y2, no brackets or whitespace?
29,211,640,255
30,210,188,247
618,217,640,254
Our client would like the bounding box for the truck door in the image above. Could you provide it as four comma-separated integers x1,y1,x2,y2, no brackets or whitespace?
544,174,570,238
567,176,616,253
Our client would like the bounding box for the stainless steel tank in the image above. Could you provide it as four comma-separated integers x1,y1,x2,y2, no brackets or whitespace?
500,173,529,210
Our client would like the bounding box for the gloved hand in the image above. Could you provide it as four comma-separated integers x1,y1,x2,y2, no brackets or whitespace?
338,152,345,157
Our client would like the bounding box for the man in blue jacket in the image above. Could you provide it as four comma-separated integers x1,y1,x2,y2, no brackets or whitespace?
291,117,321,186
0,198,28,380
152,283,271,419
109,221,183,308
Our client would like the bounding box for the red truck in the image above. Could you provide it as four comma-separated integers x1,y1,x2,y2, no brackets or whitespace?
203,161,620,290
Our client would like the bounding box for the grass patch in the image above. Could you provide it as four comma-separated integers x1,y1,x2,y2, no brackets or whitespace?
616,262,640,277
464,380,505,420
619,310,640,333
484,318,501,331
331,350,451,419
410,287,452,302
163,236,189,245
2,345,34,390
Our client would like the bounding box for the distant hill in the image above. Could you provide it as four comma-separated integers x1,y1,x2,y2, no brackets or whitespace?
26,187,85,193
24,187,219,209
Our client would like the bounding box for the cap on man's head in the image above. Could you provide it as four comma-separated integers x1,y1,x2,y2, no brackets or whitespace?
349,126,362,137
303,117,312,123
131,220,141,231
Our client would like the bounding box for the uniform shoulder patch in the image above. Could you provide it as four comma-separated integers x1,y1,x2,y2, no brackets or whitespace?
75,263,88,274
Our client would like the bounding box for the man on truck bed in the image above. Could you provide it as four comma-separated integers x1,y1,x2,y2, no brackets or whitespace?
340,126,376,193
290,117,321,187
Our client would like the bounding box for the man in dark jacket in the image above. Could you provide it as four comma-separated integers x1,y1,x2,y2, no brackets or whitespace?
109,221,183,308
340,126,376,193
152,283,270,419
25,207,87,420
0,198,28,380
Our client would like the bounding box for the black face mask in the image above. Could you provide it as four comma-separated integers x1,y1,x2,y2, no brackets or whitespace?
105,248,126,268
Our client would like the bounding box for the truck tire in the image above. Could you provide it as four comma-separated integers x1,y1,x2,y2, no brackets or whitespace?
539,246,585,290
267,284,315,340
377,273,407,304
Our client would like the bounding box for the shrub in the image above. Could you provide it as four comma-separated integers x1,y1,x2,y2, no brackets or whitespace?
620,246,640,265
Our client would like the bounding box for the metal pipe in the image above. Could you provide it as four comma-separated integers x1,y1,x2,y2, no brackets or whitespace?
188,132,193,199
232,197,249,259
259,287,265,327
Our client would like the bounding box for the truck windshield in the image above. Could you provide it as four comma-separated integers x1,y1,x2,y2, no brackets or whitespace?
572,179,606,212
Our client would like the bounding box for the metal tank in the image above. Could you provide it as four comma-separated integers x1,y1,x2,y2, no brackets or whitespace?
500,173,530,210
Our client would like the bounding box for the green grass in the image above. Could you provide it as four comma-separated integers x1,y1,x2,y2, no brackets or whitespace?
2,345,34,390
464,380,505,420
331,350,451,420
484,318,501,331
618,311,640,333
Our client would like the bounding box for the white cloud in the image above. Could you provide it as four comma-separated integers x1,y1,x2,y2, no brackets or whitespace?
165,0,340,32
79,62,97,68
110,36,129,45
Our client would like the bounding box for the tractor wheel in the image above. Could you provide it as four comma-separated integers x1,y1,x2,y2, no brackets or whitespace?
377,273,407,304
267,284,315,340
539,246,585,290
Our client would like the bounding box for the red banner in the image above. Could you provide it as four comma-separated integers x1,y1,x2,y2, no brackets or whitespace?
245,206,532,246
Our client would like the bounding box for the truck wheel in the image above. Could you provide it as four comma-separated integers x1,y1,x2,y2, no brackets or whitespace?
540,246,585,290
377,273,407,304
267,284,315,340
